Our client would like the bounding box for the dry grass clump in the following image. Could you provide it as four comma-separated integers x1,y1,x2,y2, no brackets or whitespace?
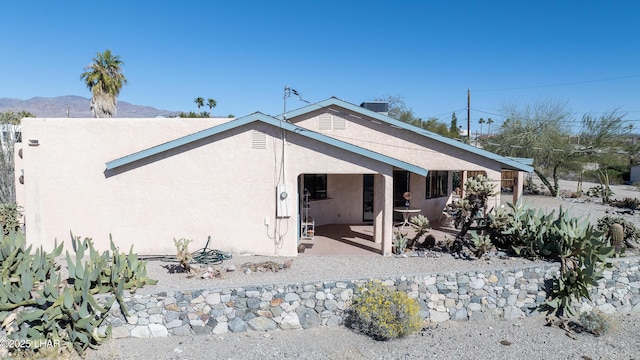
577,309,616,337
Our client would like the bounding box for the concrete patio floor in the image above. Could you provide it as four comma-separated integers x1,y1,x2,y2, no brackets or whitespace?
298,220,460,256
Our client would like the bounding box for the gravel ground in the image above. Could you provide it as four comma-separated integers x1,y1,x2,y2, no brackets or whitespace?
85,180,640,360
89,314,640,360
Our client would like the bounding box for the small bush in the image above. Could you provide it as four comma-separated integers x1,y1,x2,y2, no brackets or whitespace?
578,309,614,336
346,281,421,340
470,232,493,258
393,232,408,254
0,203,22,235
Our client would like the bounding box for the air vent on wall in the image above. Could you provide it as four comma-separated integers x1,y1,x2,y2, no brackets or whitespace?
251,130,266,149
319,114,332,130
333,117,346,130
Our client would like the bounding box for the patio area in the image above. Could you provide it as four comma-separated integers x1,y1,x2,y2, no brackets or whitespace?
298,220,460,256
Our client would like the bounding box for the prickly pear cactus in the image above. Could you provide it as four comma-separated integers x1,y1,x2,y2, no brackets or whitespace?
608,223,625,254
0,231,157,358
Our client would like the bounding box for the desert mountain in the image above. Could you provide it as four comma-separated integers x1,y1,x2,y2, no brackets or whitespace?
0,95,180,118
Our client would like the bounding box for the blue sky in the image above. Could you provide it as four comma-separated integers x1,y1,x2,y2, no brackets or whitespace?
1,1,639,133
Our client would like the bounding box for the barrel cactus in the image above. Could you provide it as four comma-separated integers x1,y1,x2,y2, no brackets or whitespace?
608,223,625,254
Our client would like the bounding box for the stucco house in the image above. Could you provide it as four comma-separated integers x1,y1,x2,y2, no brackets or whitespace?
15,97,532,256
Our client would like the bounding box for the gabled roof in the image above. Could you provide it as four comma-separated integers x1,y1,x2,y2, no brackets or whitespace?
105,112,428,176
277,97,534,172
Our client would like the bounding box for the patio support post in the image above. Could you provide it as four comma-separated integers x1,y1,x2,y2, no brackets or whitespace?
513,170,525,203
460,171,468,199
373,173,393,256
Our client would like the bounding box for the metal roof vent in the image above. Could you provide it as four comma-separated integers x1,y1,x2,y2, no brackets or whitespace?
360,102,389,115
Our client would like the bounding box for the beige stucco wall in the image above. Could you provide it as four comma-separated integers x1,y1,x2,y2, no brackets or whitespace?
18,118,396,256
290,107,503,218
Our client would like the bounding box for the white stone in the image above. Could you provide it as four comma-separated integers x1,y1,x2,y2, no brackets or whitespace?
206,293,221,305
430,311,450,322
148,323,168,337
597,303,617,314
212,322,228,334
340,289,353,301
126,314,139,325
189,319,204,327
468,303,482,312
261,291,273,301
280,312,301,330
503,306,525,319
469,279,485,289
130,326,150,338
191,295,205,304
111,326,130,339
149,314,163,324
165,319,183,329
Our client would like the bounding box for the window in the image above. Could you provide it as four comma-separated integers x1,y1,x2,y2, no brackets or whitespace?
304,174,327,200
426,171,448,199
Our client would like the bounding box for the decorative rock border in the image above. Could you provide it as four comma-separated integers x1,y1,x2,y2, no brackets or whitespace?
102,257,640,338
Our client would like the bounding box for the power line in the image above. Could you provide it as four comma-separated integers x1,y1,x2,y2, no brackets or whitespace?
475,74,640,92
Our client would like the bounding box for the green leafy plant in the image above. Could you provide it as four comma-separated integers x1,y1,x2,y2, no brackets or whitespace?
393,232,408,255
0,231,156,358
0,203,23,236
597,170,613,203
346,281,421,340
407,214,430,248
485,202,614,320
470,232,493,258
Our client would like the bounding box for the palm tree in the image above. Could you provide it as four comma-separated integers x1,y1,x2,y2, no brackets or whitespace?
478,117,485,136
487,118,494,135
80,49,128,118
194,97,204,112
207,98,217,115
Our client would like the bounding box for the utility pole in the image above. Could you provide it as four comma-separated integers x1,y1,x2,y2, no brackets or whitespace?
467,88,470,143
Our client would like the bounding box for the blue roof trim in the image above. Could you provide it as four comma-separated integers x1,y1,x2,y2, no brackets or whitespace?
278,97,534,173
106,114,260,170
105,112,428,176
506,157,534,166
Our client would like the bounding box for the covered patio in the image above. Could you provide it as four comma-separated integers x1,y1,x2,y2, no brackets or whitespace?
298,220,459,256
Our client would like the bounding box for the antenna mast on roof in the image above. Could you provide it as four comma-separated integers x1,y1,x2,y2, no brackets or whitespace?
283,86,309,123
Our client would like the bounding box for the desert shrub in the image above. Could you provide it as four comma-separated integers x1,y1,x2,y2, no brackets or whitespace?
470,232,493,258
596,216,639,247
578,309,614,336
393,232,408,254
0,231,156,358
452,175,497,255
484,201,614,318
174,237,193,271
0,203,22,235
408,215,430,248
346,281,421,340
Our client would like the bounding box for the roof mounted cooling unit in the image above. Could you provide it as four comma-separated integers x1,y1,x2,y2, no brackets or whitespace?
360,102,389,115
